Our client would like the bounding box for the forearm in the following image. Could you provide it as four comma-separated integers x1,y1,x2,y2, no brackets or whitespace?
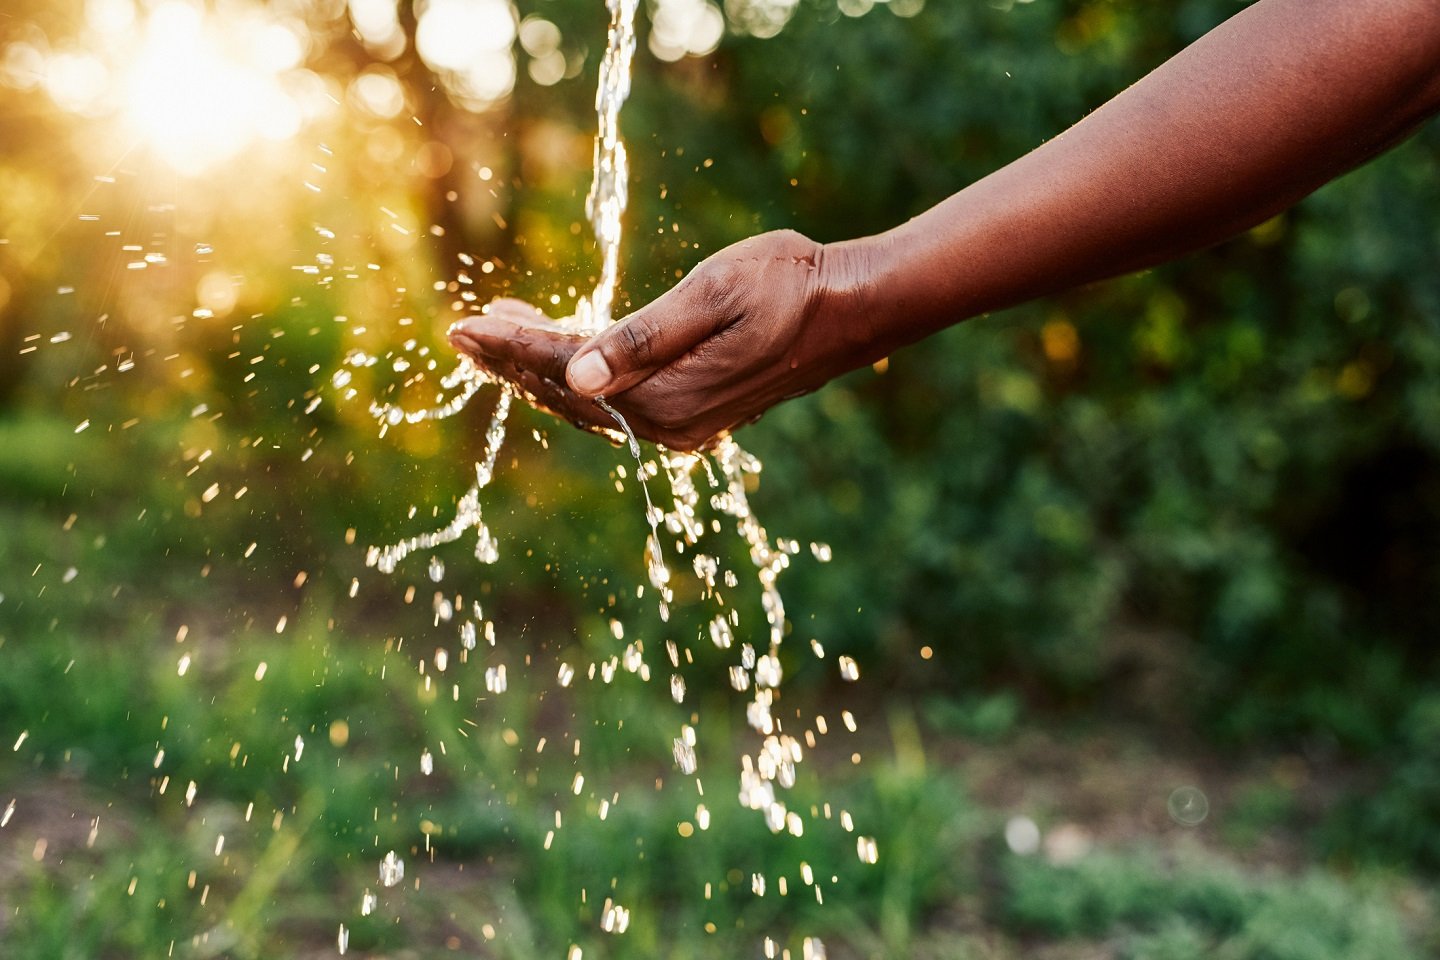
828,0,1440,353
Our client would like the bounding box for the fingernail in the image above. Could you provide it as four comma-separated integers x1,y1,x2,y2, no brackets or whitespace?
449,317,480,336
568,351,612,395
446,322,478,348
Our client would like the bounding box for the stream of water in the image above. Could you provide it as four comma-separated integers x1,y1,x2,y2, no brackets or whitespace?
343,2,872,954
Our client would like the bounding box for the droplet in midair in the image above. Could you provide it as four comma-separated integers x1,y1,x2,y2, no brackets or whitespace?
379,850,405,887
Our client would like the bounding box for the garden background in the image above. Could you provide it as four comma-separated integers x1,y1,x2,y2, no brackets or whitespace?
2,1,1439,957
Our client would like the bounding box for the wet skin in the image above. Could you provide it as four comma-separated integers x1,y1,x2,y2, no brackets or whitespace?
451,0,1440,452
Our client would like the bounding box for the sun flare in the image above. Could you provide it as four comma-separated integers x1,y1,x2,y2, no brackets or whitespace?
119,2,311,174
33,0,326,176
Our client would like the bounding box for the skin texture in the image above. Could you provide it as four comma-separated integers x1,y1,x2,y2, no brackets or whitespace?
450,0,1440,452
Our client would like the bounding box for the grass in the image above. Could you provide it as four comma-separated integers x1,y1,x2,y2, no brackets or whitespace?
3,620,1434,960
1,410,1436,960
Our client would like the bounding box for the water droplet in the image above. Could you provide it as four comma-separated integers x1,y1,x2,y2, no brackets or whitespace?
755,654,782,688
673,737,697,775
378,850,405,887
708,614,733,649
1168,786,1209,826
1005,815,1041,855
600,898,631,933
857,836,879,863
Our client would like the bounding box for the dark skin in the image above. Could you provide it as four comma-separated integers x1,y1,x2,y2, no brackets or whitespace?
449,0,1440,453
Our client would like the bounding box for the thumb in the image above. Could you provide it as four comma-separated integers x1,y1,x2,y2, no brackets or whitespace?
566,272,729,397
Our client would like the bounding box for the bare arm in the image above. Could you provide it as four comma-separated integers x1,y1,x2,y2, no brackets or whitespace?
451,0,1440,451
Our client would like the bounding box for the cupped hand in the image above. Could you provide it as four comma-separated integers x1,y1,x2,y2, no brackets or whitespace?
448,229,878,452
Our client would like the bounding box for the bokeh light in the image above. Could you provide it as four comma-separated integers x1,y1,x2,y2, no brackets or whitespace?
724,0,801,40
649,0,725,62
519,16,568,86
350,65,408,119
348,0,406,58
119,2,313,174
23,0,326,175
416,0,518,110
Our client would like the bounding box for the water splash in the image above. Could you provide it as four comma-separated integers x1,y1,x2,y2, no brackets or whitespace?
362,385,512,574
353,0,641,569
340,0,868,950
575,0,640,334
596,395,673,615
378,850,404,888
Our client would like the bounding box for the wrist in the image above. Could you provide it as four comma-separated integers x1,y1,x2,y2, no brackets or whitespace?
813,232,900,366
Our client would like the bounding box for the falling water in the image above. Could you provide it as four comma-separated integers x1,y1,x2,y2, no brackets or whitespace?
343,1,866,953
575,0,639,336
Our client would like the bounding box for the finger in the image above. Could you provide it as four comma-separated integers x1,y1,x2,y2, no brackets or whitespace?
515,371,673,449
566,265,734,397
504,362,614,435
449,310,586,384
453,322,658,438
448,303,691,445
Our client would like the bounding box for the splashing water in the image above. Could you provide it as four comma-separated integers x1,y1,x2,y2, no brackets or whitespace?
361,377,512,574
341,0,866,952
595,395,673,612
378,850,405,888
576,0,639,335
352,0,642,571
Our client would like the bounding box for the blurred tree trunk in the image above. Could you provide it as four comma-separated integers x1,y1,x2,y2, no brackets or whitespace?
352,2,519,276
0,252,28,407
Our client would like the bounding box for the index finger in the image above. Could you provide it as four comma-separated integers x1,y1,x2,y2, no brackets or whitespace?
448,306,621,435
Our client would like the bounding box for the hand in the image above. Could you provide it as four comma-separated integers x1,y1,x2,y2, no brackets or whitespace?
448,230,880,452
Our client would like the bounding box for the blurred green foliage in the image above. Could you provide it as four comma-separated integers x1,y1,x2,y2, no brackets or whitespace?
1,0,1439,956
1004,849,1422,959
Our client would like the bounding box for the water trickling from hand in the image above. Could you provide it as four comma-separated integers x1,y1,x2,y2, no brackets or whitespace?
344,0,863,951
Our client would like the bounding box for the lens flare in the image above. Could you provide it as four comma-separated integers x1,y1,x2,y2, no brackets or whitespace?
115,2,311,174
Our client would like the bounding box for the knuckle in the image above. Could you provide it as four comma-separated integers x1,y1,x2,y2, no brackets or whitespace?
693,263,741,314
611,320,654,367
545,340,571,378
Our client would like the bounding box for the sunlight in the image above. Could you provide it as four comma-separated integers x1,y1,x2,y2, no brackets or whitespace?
117,2,312,175
28,0,323,175
415,0,518,110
